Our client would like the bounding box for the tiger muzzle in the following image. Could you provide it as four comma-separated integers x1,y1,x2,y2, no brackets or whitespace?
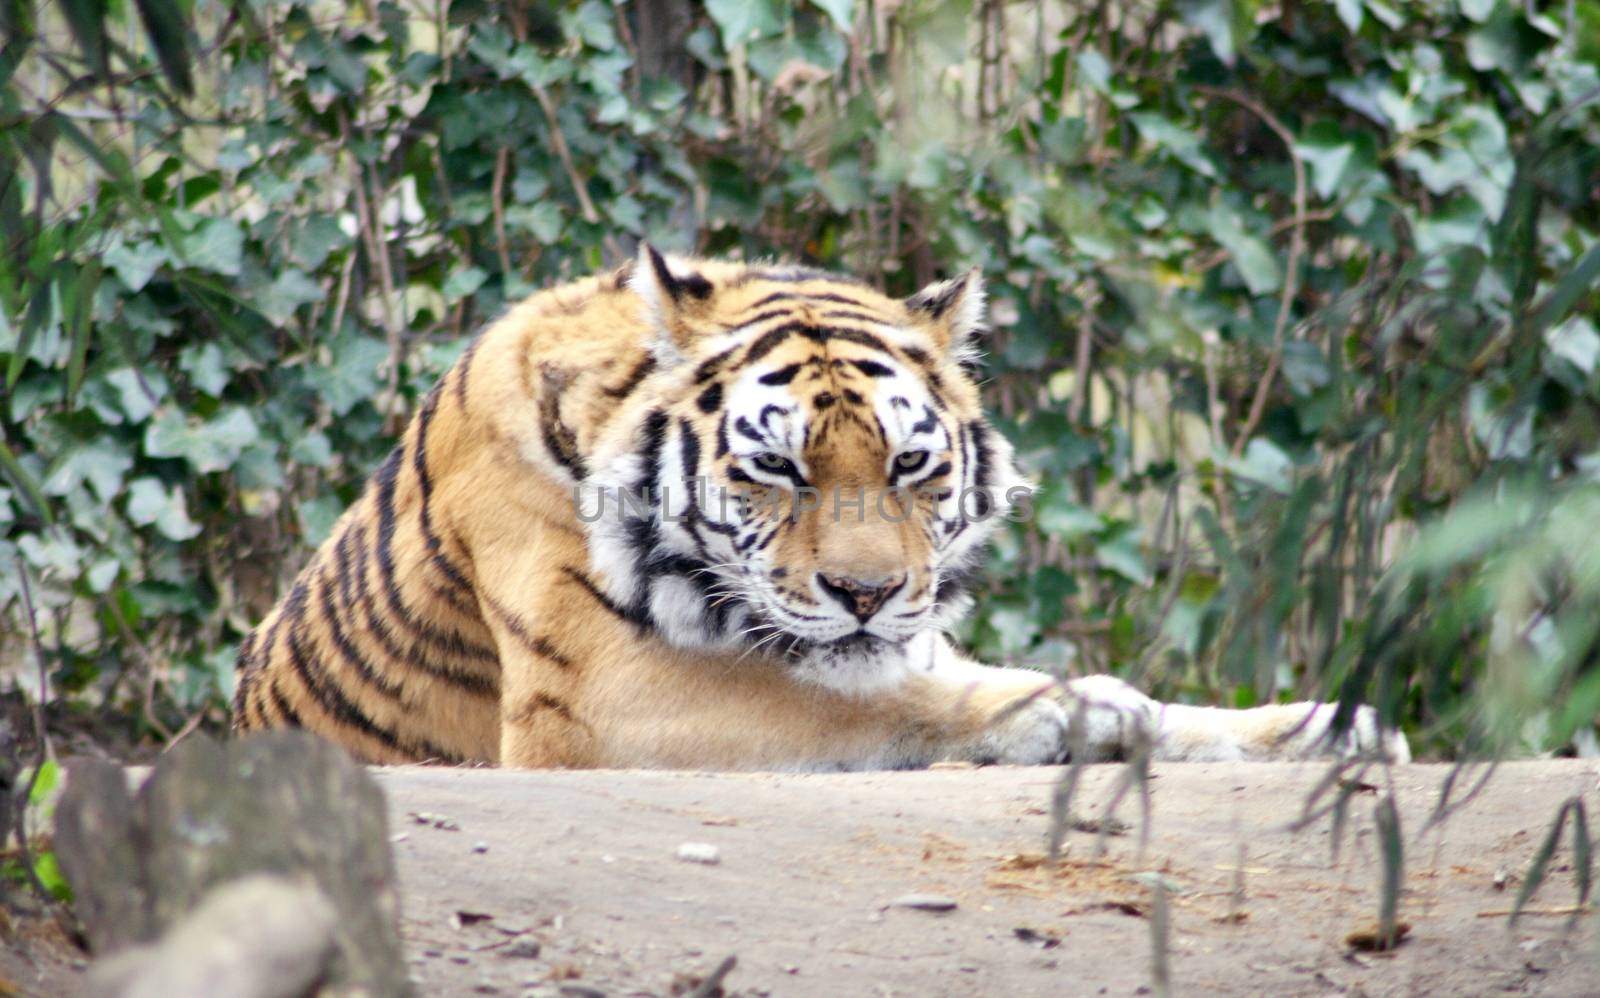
817,573,906,622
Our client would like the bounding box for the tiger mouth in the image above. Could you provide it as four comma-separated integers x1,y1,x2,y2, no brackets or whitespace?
742,617,894,660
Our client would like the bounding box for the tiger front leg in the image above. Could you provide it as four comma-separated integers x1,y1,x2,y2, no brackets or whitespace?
1152,699,1411,762
1056,675,1412,763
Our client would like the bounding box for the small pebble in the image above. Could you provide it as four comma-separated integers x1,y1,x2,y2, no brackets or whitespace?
675,842,721,865
500,939,543,959
890,893,958,912
473,841,490,854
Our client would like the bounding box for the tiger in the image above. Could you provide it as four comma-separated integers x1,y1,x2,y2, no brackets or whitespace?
232,246,1410,770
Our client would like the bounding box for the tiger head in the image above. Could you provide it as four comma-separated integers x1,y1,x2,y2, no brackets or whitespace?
582,246,1030,673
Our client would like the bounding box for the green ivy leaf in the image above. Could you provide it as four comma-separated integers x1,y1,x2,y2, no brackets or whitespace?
289,216,349,270
288,431,334,468
1203,203,1281,295
144,407,261,474
179,217,244,277
297,494,345,547
1335,0,1363,32
126,477,202,540
705,0,786,44
254,269,324,326
1130,113,1219,179
103,367,169,424
441,265,488,303
178,342,230,396
103,237,170,292
305,332,389,417
810,0,855,32
1177,0,1239,67
1036,491,1103,539
42,441,132,503
1095,526,1151,585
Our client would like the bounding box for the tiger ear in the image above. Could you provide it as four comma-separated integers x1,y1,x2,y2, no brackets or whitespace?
904,268,986,359
631,243,714,361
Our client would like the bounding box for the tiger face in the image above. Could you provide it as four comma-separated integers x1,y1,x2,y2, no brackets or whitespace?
583,247,1028,678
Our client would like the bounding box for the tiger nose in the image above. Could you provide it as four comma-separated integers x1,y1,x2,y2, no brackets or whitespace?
817,573,907,622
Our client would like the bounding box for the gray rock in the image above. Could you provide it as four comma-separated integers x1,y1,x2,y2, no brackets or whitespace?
83,874,336,998
55,731,411,996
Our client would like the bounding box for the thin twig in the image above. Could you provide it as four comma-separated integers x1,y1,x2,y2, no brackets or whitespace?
103,594,176,742
686,954,737,998
490,145,514,278
1194,86,1309,459
530,83,624,262
1477,905,1591,918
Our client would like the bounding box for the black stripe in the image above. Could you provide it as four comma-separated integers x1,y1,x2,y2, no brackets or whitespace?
739,307,813,329
267,678,302,727
745,321,898,364
285,620,408,753
561,566,649,628
313,560,407,700
602,355,657,400
413,387,474,593
678,417,701,482
906,278,969,320
825,326,894,354
694,346,738,384
484,595,575,670
286,619,463,763
733,416,765,444
538,370,588,481
332,524,359,611
370,448,500,666
350,512,502,697
454,334,486,413
696,383,723,414
715,413,730,458
971,423,994,519
742,323,806,366
850,358,896,378
623,411,669,574
819,309,893,325
241,683,266,729
510,692,582,727
233,632,260,719
758,364,802,386
912,407,938,434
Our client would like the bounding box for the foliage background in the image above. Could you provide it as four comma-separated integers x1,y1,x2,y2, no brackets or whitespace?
2,0,1598,757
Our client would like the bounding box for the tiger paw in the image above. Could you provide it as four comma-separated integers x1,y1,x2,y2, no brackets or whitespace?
971,696,1071,766
1056,674,1162,762
1271,702,1412,763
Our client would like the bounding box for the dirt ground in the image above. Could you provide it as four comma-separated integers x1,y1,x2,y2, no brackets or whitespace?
5,760,1599,996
